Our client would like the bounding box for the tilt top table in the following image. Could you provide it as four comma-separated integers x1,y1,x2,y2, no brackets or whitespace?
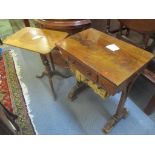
56,28,155,133
3,27,69,100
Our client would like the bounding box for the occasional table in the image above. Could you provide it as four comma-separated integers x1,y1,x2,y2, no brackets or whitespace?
34,19,91,34
56,28,154,133
34,19,92,68
3,27,69,100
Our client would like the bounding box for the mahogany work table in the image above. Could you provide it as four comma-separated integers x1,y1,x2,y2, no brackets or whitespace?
3,27,69,100
57,28,155,133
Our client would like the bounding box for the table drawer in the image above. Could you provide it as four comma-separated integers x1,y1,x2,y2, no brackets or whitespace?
98,75,117,95
68,55,97,82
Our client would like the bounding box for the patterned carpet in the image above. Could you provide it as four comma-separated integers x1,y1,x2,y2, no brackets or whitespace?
0,53,13,112
0,50,35,134
1,20,155,134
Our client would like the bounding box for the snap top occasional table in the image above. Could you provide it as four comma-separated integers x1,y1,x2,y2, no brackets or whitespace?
56,28,155,133
34,19,92,68
3,27,69,100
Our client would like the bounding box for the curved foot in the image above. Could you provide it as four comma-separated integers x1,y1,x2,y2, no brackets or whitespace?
36,71,48,78
103,118,116,134
68,91,77,101
68,82,87,102
103,108,128,134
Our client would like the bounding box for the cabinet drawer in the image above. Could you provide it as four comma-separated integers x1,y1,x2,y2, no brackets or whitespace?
68,55,97,82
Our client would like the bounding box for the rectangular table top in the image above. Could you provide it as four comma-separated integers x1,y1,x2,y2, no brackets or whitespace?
4,27,68,54
57,28,154,87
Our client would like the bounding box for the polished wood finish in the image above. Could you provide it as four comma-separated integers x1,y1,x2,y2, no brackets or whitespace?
3,27,69,100
4,27,68,54
57,28,154,133
57,28,154,95
68,54,98,82
34,19,91,34
119,20,155,33
34,19,91,68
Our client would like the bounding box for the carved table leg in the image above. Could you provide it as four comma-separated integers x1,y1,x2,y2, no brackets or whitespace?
103,76,137,134
38,52,72,100
103,88,129,133
49,52,71,78
68,81,88,101
39,54,56,100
